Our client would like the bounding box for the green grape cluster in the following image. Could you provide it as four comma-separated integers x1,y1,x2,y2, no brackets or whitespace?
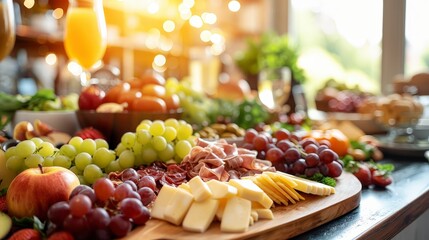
115,118,195,167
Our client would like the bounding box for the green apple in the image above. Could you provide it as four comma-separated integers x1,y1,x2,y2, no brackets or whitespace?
0,212,12,238
6,166,80,220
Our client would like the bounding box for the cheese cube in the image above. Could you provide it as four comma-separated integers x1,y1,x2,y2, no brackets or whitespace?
228,179,265,202
206,179,238,199
183,198,219,233
220,197,251,233
253,208,274,220
151,185,178,220
216,198,227,220
163,188,194,225
188,176,212,202
178,182,191,193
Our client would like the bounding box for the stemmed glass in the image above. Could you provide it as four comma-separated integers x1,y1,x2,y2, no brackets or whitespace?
0,0,15,61
64,0,107,87
258,67,292,114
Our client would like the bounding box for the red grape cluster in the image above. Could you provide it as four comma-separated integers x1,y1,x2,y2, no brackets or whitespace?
242,128,343,178
47,172,156,240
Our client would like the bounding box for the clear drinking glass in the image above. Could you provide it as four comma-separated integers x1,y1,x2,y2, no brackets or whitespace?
258,67,292,113
64,0,107,87
0,0,15,61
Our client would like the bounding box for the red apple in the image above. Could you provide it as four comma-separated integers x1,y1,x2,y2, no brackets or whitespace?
6,166,80,220
78,85,106,110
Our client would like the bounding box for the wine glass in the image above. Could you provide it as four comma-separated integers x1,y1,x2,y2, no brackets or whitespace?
258,67,292,114
0,0,15,61
64,0,107,87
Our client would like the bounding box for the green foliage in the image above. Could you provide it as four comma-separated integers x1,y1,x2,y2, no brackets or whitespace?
235,32,307,84
306,173,337,187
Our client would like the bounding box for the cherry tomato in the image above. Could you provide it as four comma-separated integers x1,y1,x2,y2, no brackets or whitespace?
162,94,180,111
117,89,142,109
141,84,166,98
103,82,130,103
130,96,167,113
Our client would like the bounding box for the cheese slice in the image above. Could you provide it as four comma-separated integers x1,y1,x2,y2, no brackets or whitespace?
228,179,265,202
188,176,212,201
178,182,191,193
276,172,335,196
206,179,238,199
216,198,228,221
259,174,296,204
151,185,178,220
163,188,194,225
220,196,252,233
183,198,219,233
251,210,258,222
251,178,285,205
253,208,274,220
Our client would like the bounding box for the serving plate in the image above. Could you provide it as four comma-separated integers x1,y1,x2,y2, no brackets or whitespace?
375,135,429,158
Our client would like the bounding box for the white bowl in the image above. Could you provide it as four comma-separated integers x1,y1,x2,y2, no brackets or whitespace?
12,110,80,135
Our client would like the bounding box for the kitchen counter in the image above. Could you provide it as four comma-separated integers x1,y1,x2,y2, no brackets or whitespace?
292,156,429,240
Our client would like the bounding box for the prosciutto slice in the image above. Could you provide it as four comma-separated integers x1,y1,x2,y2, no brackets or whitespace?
180,138,275,181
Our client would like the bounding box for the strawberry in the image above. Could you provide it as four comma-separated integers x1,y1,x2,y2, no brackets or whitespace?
75,127,105,140
8,229,41,240
48,231,75,240
352,163,372,187
372,174,393,188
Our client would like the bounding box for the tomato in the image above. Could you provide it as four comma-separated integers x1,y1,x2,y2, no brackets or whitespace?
103,82,130,103
79,85,105,110
141,84,166,98
305,129,350,157
117,89,142,109
162,94,180,111
130,96,167,113
139,71,166,87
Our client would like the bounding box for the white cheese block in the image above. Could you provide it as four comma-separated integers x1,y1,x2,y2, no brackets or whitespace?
206,179,238,199
183,198,219,233
216,198,227,221
253,208,274,220
228,179,265,202
177,182,191,193
220,196,252,233
151,185,177,220
188,176,212,202
163,188,194,225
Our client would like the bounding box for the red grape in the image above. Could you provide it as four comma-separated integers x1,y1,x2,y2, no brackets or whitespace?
93,178,115,202
319,149,338,164
304,143,318,154
253,135,268,151
47,201,70,226
114,183,133,202
266,148,284,163
305,167,320,177
292,159,307,174
274,129,291,141
63,214,90,236
69,185,92,200
123,180,138,191
109,215,132,238
121,168,139,183
132,206,151,225
138,187,156,206
326,161,343,178
86,207,110,229
284,148,300,164
128,191,142,200
319,163,329,176
305,153,320,167
137,176,157,191
300,138,319,148
276,139,294,152
244,129,258,144
120,198,144,219
69,194,92,217
79,188,96,204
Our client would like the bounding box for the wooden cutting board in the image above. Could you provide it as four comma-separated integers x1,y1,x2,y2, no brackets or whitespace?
123,172,361,240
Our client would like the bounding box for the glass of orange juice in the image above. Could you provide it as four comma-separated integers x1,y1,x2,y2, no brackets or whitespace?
0,0,15,61
64,0,106,87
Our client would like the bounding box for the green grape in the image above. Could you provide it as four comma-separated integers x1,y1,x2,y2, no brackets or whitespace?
80,139,96,155
165,77,179,95
163,126,177,142
53,155,72,168
158,143,175,162
30,137,44,147
140,119,153,126
69,136,83,150
152,136,167,151
136,122,150,131
121,132,136,148
105,160,121,173
149,120,165,136
118,150,135,169
136,129,152,145
59,144,77,158
175,140,192,159
93,148,115,168
15,140,37,158
164,118,179,129
77,175,87,185
43,156,54,166
75,152,93,171
115,143,127,156
176,124,193,141
178,119,188,125
134,153,145,167
132,143,142,155
141,145,157,165
5,146,16,159
95,139,109,149
83,164,103,184
25,154,44,168
6,156,24,172
187,136,198,147
69,166,81,175
38,142,56,157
